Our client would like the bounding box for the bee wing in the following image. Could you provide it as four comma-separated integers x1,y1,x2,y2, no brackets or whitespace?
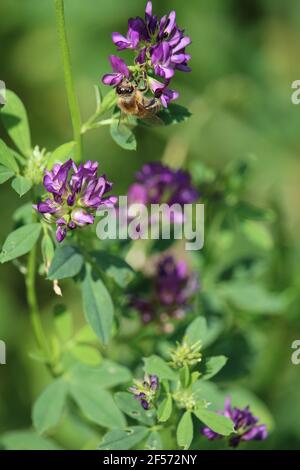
138,114,165,127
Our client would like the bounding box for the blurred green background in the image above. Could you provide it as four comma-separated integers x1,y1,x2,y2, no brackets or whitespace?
1,0,300,450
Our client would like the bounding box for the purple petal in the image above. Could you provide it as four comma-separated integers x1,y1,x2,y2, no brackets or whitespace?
56,225,67,243
145,1,152,16
112,32,131,49
102,73,123,86
172,36,192,54
109,55,130,77
71,209,94,226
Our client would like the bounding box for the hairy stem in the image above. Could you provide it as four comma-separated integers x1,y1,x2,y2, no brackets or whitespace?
54,0,83,161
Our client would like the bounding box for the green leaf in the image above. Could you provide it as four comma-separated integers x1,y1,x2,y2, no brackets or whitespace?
144,355,177,381
47,141,76,168
69,381,125,429
158,104,191,126
1,90,31,154
32,379,68,434
0,138,19,173
0,430,61,450
98,426,149,450
71,344,101,365
0,223,42,263
69,360,131,389
0,165,14,184
12,202,33,225
201,356,228,380
114,392,153,425
185,317,207,345
192,380,225,410
177,411,193,450
110,110,137,151
81,263,114,344
157,394,173,423
218,281,288,314
193,407,234,436
145,431,162,450
48,245,84,280
100,89,117,115
90,251,135,288
11,175,32,197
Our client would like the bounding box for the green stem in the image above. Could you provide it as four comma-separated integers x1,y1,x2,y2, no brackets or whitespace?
54,0,83,161
26,245,50,357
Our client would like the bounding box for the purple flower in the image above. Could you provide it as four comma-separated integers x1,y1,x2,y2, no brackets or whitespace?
130,255,199,326
151,42,174,80
112,17,148,51
102,2,191,108
128,162,199,207
149,77,179,107
156,256,199,308
129,374,159,410
35,159,117,242
202,397,268,448
102,55,131,87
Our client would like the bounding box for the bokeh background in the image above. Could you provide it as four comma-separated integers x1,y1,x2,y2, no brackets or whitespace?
1,0,300,450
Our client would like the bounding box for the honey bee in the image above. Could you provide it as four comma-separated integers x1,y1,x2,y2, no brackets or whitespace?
116,79,163,124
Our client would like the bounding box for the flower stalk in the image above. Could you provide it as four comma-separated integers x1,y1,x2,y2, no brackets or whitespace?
54,0,83,161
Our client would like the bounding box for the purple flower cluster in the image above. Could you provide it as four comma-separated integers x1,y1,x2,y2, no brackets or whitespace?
129,374,159,410
35,159,117,242
102,2,191,107
128,162,199,212
130,255,198,326
202,397,268,448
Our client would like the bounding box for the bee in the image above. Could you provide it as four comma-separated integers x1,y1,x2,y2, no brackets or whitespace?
116,79,163,124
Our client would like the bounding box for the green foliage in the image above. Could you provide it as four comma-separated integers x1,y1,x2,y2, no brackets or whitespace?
177,411,193,450
32,379,68,434
98,426,149,450
89,250,134,288
114,392,153,425
0,223,41,263
157,394,173,423
48,245,84,280
143,355,177,381
0,139,19,173
0,165,14,184
0,431,61,450
158,104,191,126
110,110,137,151
11,175,32,196
193,407,234,436
201,356,228,380
47,141,76,168
69,382,125,429
81,263,114,343
1,89,31,155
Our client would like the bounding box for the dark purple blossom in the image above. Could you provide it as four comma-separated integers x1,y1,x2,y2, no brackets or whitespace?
129,374,159,410
102,55,131,86
102,2,191,108
35,159,117,242
202,397,268,448
130,255,199,326
128,162,199,208
148,77,179,108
